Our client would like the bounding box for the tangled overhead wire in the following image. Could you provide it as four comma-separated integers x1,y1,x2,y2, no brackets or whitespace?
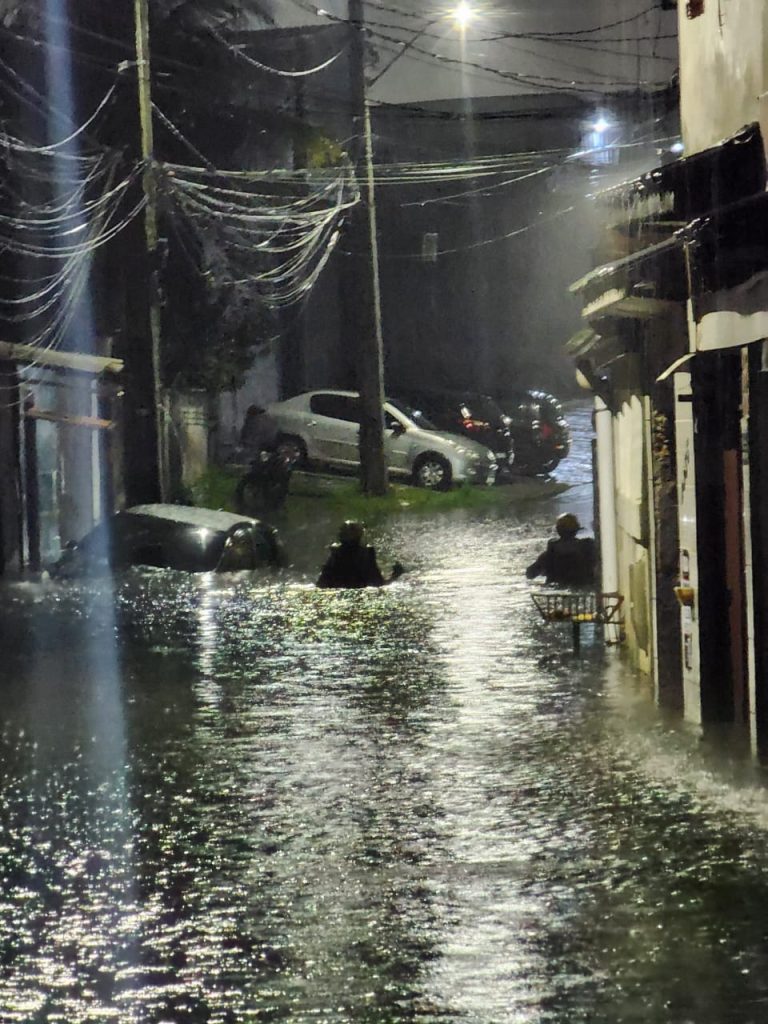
0,81,146,377
160,159,360,308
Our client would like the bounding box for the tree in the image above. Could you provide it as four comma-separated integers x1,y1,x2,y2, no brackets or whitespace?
0,0,274,27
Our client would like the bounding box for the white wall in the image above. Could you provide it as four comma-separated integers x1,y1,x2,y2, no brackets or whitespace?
679,0,767,155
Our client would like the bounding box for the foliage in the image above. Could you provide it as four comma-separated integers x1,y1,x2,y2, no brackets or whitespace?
189,465,567,521
0,0,274,29
0,0,346,395
188,465,240,510
160,222,277,391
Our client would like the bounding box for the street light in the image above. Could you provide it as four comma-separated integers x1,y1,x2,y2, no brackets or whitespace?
452,2,475,28
367,4,477,86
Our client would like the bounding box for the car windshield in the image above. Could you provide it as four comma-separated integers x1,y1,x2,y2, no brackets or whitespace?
461,395,505,421
387,398,437,431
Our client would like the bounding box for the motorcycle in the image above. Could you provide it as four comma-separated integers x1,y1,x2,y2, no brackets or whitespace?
235,448,296,518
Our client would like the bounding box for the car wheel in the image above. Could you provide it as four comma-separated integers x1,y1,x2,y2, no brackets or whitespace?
413,454,452,490
541,458,560,473
275,435,306,468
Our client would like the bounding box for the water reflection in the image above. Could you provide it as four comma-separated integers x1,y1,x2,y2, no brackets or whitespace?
4,405,768,1020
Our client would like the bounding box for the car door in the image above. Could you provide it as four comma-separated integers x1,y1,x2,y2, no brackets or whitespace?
383,404,413,477
308,393,360,468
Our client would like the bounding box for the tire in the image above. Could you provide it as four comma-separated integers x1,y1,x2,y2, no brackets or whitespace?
413,453,452,490
275,434,307,468
527,455,560,475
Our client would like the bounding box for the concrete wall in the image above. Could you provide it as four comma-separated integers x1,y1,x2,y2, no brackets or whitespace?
613,384,653,675
0,364,21,575
680,0,768,155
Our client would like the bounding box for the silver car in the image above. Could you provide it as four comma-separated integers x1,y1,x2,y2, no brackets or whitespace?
265,390,497,488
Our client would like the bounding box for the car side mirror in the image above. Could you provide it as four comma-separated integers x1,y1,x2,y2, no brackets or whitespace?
389,421,405,437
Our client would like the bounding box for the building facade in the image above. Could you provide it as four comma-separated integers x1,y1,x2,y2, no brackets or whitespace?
571,1,768,751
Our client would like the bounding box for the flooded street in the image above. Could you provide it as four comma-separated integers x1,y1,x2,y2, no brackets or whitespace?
4,405,768,1023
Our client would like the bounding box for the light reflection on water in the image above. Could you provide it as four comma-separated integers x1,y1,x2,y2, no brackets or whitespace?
3,404,768,1021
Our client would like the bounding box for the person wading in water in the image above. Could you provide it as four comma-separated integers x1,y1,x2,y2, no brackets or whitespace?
317,521,403,589
526,513,596,587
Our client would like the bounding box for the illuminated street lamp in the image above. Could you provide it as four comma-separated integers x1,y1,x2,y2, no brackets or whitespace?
368,4,477,86
452,2,475,28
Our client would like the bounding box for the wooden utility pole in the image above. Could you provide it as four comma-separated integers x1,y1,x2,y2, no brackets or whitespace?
134,0,169,501
347,0,388,495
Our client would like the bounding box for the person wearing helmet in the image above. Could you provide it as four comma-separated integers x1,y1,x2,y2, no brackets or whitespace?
317,521,403,589
526,513,596,586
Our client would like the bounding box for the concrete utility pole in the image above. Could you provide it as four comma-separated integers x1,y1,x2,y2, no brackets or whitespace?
134,0,169,501
347,0,388,496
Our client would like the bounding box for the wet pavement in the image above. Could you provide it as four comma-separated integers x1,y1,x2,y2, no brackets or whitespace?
3,404,768,1022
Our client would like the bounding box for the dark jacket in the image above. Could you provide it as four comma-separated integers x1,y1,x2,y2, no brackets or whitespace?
240,409,279,453
317,542,385,589
526,535,596,587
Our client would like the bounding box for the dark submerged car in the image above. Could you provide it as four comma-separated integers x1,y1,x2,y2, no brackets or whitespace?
498,390,571,474
54,504,283,576
391,388,514,475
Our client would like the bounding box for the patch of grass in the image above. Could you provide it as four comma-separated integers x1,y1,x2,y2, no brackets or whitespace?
189,466,239,512
190,465,567,523
289,479,509,522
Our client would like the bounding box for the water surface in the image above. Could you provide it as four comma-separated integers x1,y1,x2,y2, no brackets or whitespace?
2,405,768,1023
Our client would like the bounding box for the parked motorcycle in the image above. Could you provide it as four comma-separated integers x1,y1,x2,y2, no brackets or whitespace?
235,448,295,518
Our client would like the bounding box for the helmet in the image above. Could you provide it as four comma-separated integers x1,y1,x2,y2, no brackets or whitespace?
556,513,581,536
338,520,364,544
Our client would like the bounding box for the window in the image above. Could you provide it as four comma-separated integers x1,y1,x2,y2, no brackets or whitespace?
310,393,360,422
387,398,437,431
218,529,255,571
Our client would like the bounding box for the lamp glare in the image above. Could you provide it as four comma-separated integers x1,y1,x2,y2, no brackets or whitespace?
453,2,475,27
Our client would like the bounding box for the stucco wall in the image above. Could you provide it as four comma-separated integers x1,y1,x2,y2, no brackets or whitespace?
680,0,767,155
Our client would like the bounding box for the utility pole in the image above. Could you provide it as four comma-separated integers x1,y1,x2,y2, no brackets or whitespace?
347,0,388,496
134,0,168,501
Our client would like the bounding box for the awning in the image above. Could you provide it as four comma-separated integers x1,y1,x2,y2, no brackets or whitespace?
596,122,766,230
564,324,639,369
688,191,768,296
570,235,687,322
565,327,600,359
25,408,115,431
0,341,123,375
655,351,695,383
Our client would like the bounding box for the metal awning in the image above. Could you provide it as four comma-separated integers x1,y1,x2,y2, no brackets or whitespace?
596,122,766,229
565,327,600,359
570,235,687,322
655,351,695,383
688,191,768,296
564,324,640,369
0,341,123,375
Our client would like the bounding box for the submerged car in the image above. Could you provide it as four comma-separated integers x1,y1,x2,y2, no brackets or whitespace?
391,387,514,475
266,390,497,489
498,390,571,474
54,504,283,576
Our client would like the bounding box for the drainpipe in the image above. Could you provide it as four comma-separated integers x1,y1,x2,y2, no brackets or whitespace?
595,395,619,641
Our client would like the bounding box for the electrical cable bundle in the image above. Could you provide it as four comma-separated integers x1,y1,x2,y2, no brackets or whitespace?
0,85,146,369
160,159,360,308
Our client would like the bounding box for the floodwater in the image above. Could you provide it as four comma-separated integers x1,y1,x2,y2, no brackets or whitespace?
3,406,768,1023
